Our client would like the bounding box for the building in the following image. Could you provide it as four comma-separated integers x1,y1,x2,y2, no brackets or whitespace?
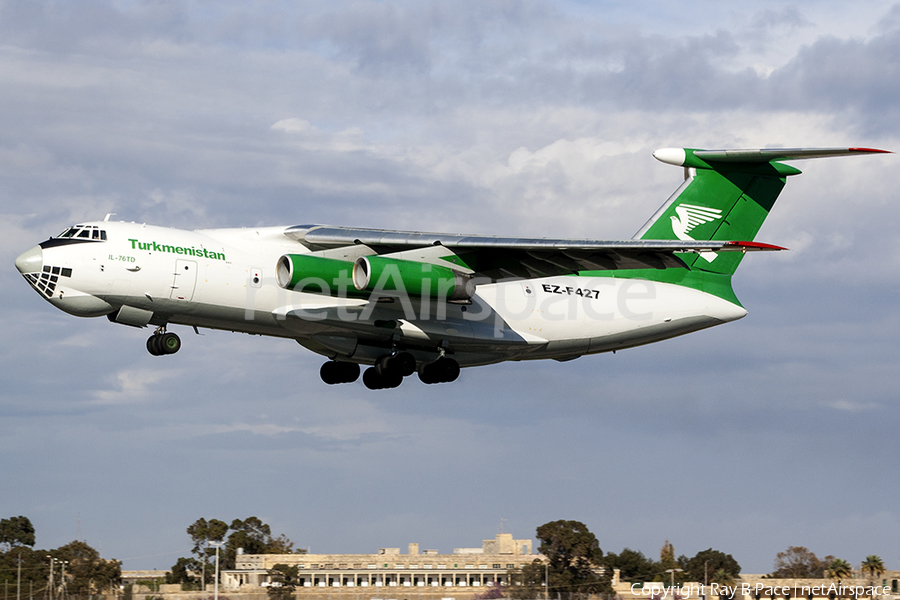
221,533,535,598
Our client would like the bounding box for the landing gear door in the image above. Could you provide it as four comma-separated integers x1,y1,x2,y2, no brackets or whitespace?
170,260,198,301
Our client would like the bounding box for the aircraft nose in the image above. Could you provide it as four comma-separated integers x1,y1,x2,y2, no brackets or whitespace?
15,245,43,274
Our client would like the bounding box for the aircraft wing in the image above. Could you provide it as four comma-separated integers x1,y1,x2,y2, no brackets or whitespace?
283,225,783,279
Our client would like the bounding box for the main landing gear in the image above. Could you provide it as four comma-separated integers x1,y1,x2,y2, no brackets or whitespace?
319,352,461,389
147,327,181,356
362,352,417,390
417,357,460,385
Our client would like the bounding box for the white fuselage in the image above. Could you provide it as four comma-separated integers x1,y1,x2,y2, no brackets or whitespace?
17,221,747,367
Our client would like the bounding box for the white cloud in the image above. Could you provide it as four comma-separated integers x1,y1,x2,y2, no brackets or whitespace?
823,399,882,412
92,367,176,405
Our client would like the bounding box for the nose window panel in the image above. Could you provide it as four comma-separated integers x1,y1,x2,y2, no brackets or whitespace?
77,230,90,238
23,266,73,298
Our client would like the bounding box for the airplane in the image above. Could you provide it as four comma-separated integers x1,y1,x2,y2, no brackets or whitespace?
14,146,889,389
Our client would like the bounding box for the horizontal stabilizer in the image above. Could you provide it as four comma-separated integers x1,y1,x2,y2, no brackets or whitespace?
654,147,890,169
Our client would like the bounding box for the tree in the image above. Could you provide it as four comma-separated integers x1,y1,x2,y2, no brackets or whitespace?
861,556,885,585
535,520,610,599
826,559,852,581
186,518,228,586
770,547,828,579
266,534,297,555
266,564,299,600
681,549,741,585
710,569,735,587
604,548,658,583
0,517,36,552
54,540,122,597
165,557,198,586
507,559,547,600
224,517,273,570
654,541,685,584
180,516,299,585
0,547,49,589
223,517,299,570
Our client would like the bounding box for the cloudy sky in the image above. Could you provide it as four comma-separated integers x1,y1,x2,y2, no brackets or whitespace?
3,0,900,576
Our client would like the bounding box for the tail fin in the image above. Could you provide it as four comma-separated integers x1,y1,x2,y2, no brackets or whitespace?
634,147,889,276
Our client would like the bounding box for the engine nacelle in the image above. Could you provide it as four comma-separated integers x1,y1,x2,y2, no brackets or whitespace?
276,254,356,295
352,256,474,302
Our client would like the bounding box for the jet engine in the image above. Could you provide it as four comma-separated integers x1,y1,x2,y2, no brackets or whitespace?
276,254,355,295
352,256,473,302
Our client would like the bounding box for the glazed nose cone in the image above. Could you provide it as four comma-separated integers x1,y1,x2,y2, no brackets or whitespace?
15,245,43,274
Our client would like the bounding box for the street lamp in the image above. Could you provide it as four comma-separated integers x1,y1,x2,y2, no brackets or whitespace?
210,542,224,600
545,561,549,600
665,569,683,590
59,561,68,600
46,557,54,600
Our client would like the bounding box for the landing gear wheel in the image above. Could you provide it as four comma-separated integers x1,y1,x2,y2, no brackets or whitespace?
392,352,417,377
363,366,403,390
146,331,180,356
340,362,361,383
363,367,383,390
320,361,361,384
418,357,460,384
159,332,181,354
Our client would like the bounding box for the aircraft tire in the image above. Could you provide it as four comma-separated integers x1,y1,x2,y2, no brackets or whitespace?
321,361,360,384
392,352,417,377
374,354,392,377
383,369,403,388
418,361,438,384
363,365,403,389
160,332,181,354
338,361,360,383
362,367,384,390
146,335,161,356
418,357,460,384
320,361,340,384
442,358,460,382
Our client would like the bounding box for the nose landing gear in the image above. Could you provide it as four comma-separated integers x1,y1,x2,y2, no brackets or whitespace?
147,328,181,356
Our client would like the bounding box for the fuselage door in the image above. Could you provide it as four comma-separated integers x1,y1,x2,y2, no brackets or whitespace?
170,260,198,301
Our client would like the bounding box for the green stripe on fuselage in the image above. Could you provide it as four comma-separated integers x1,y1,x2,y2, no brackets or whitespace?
577,268,741,306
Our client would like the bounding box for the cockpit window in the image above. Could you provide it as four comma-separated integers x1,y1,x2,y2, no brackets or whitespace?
53,225,107,241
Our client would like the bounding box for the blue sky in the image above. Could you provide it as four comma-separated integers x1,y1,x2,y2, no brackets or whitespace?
2,0,899,575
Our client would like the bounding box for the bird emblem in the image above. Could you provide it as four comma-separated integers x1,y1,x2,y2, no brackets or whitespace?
670,203,723,262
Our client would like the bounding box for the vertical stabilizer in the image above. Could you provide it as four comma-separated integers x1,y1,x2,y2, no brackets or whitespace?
635,147,888,276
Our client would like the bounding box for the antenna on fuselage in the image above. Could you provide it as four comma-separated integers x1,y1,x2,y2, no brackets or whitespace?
103,213,116,221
